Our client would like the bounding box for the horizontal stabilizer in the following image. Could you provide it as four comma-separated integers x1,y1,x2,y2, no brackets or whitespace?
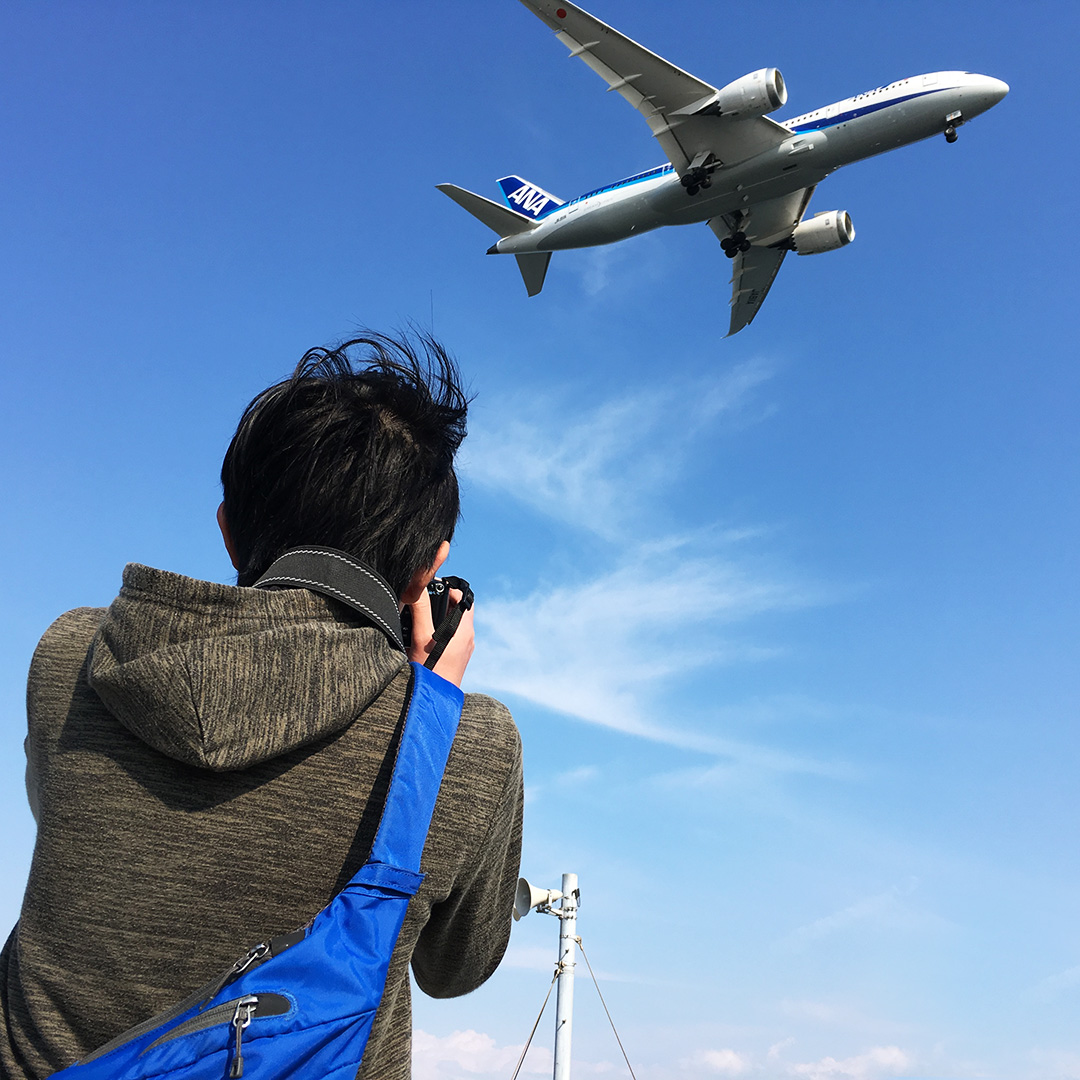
436,183,537,237
515,252,552,296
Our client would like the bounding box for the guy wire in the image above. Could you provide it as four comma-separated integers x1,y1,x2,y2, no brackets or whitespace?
577,937,638,1080
509,968,559,1080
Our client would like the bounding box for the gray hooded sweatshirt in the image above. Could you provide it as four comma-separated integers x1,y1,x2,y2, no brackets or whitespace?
0,564,522,1080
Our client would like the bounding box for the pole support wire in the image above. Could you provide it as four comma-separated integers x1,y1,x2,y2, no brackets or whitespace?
576,937,639,1080
509,968,559,1080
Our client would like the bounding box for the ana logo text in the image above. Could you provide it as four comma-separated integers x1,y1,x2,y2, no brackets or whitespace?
508,184,552,216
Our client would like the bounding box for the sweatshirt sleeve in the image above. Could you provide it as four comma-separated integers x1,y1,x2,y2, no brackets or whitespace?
25,738,39,823
411,702,523,999
24,608,106,825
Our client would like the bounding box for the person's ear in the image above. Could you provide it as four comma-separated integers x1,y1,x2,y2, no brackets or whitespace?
400,540,451,606
217,502,240,571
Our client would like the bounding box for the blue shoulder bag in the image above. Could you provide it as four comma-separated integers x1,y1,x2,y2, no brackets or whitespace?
54,547,468,1080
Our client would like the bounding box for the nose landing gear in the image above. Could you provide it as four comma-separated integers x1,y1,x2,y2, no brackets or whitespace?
943,109,963,143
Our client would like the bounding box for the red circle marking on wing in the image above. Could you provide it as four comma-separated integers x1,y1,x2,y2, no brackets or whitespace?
556,8,567,18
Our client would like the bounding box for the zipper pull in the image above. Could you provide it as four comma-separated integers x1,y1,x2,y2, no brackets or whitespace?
229,995,258,1078
202,944,269,1007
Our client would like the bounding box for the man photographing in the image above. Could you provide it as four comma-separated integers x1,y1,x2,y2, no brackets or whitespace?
0,333,523,1080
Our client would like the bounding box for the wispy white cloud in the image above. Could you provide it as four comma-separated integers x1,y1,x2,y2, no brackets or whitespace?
556,765,600,786
412,1029,547,1080
673,1047,751,1075
673,1042,914,1080
469,546,823,756
788,1045,912,1080
462,395,654,540
769,1038,797,1060
696,1048,752,1075
460,364,842,768
500,944,558,973
579,246,625,296
503,941,650,986
412,1029,923,1080
460,359,775,539
650,741,853,787
1024,963,1080,1004
413,1029,615,1080
775,1001,916,1039
772,878,948,953
1027,1047,1080,1079
559,233,670,298
780,1000,857,1024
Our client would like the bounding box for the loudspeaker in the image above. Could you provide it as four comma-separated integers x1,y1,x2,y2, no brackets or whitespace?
513,877,562,921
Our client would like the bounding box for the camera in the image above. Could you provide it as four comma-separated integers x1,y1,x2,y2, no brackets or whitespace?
401,577,460,647
425,578,453,629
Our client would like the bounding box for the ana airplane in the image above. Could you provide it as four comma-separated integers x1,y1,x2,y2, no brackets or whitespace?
437,0,1008,335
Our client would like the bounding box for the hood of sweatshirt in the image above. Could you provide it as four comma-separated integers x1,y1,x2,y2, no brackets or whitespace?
88,564,408,771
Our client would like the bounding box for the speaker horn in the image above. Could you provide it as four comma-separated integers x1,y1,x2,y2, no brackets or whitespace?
513,877,562,921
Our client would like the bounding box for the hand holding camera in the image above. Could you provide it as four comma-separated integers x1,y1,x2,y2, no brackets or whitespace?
404,577,475,687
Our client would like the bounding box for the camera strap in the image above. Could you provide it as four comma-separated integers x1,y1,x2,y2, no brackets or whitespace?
253,546,406,652
423,576,474,670
252,547,474,669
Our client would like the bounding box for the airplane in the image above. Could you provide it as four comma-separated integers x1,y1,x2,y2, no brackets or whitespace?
437,0,1008,335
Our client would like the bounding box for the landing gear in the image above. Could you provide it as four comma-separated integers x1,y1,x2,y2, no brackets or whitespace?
943,110,963,143
944,125,958,143
681,153,719,196
681,167,712,197
720,232,751,259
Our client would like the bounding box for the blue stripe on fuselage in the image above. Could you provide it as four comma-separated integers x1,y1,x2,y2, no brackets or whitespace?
547,84,956,214
786,86,954,133
539,163,675,218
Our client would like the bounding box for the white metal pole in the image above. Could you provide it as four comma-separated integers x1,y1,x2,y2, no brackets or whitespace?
553,872,578,1080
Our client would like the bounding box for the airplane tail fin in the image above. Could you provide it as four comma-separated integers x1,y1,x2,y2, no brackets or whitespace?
436,183,537,237
436,182,553,297
496,175,565,220
515,252,552,297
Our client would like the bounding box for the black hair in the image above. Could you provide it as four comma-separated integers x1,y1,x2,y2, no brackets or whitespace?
220,331,469,596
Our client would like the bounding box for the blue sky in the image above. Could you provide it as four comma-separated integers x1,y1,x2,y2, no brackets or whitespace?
1,2,1077,1078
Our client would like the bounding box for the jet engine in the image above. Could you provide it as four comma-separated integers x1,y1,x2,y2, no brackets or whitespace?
792,210,855,255
713,68,787,118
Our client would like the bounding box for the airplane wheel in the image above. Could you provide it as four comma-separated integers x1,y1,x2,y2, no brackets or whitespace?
686,184,699,196
944,125,958,143
738,239,751,253
724,246,738,259
700,177,712,189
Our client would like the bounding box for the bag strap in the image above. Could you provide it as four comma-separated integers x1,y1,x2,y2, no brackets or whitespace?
366,662,463,873
253,550,463,874
253,546,405,652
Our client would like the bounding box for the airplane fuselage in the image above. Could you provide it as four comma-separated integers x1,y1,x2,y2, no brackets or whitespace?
494,71,1007,254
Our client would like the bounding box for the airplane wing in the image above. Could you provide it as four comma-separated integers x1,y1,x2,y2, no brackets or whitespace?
516,0,790,171
711,187,816,335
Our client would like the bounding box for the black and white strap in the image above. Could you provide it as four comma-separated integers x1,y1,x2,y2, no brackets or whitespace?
253,546,406,652
253,547,473,670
